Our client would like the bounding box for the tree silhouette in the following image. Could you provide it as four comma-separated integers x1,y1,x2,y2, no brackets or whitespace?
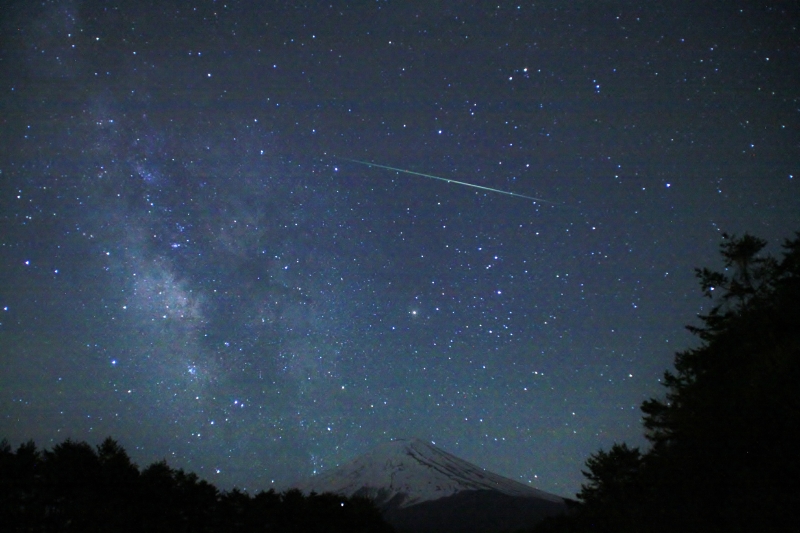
535,231,800,533
0,437,394,532
575,443,642,530
0,439,41,531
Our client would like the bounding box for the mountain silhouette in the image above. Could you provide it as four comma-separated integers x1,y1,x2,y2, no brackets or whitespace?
295,438,568,533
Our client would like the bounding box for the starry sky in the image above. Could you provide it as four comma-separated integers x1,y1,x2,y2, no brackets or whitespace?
1,1,798,497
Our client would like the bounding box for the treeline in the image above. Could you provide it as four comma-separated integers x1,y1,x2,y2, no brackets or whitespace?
0,437,394,533
533,233,800,533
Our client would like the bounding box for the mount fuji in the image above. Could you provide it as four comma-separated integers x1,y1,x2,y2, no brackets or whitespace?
294,438,568,533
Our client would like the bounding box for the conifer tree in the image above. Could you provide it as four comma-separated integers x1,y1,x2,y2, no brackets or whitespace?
537,232,800,533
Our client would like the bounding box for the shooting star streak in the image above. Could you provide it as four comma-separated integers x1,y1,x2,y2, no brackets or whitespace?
338,157,560,205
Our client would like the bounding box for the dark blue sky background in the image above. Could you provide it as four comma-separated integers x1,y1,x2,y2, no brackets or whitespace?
1,0,798,497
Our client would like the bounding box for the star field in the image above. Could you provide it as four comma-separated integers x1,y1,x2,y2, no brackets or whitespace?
1,1,798,497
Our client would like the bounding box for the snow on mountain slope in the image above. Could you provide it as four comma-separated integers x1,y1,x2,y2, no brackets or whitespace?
295,438,565,508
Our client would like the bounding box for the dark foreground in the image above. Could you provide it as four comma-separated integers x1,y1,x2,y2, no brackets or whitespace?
0,437,394,533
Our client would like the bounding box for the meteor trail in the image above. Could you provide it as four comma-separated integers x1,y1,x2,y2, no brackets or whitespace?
338,157,560,205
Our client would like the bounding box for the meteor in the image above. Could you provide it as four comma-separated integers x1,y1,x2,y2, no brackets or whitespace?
338,157,560,205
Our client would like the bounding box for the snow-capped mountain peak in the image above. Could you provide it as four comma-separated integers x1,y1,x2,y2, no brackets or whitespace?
295,438,564,508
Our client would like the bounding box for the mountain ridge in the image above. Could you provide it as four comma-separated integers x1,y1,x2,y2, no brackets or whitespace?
295,438,565,508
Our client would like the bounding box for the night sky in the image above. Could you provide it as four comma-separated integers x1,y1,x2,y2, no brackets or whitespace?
1,1,798,497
